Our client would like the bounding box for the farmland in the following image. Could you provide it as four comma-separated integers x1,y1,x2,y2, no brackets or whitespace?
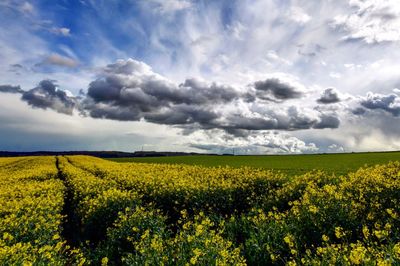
110,151,400,176
1,155,400,265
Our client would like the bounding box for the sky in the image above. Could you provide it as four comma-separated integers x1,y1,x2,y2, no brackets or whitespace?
1,0,400,154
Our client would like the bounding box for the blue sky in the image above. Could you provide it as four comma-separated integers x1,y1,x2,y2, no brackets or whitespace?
1,0,400,153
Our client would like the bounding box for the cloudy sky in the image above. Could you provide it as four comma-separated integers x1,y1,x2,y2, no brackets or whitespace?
1,0,400,154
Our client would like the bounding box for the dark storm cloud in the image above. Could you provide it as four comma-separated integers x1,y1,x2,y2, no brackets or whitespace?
253,78,304,101
178,78,240,104
360,92,400,117
0,59,341,135
83,61,337,132
21,80,76,115
0,85,23,94
145,106,219,129
317,88,341,104
313,114,340,129
213,108,340,137
86,67,241,108
83,68,236,125
1,80,78,115
82,59,243,126
351,107,367,115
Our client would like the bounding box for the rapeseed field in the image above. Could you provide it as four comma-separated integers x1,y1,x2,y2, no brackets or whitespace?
1,155,399,265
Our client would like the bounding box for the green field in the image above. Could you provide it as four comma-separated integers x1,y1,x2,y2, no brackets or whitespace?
109,151,400,176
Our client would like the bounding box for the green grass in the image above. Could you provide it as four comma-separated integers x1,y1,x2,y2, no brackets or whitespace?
108,151,400,176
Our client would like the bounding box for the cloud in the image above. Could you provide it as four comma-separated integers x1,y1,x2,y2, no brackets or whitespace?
80,59,338,133
221,106,340,134
145,0,191,14
9,64,24,73
351,107,367,115
0,1,35,15
0,85,23,94
85,59,240,106
82,59,241,125
253,78,305,102
287,6,311,25
84,59,241,114
10,63,23,68
313,113,340,129
50,27,71,36
332,0,400,43
317,88,341,104
296,43,325,59
327,144,345,153
187,130,319,154
35,53,79,68
0,59,340,135
360,91,400,117
21,80,77,115
265,50,293,66
19,2,34,14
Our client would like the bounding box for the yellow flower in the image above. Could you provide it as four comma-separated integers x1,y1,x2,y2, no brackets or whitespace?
141,229,150,240
386,208,397,219
362,226,369,239
308,205,318,214
150,236,164,252
195,224,204,236
349,245,367,265
374,230,388,240
101,257,109,266
219,249,229,258
3,232,14,241
190,256,198,264
335,227,345,239
284,234,295,248
377,259,391,266
393,242,400,259
287,260,297,266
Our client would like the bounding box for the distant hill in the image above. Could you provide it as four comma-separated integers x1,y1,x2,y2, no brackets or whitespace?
0,150,218,158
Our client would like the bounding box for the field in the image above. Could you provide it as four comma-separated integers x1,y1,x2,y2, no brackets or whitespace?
1,155,400,265
109,151,400,176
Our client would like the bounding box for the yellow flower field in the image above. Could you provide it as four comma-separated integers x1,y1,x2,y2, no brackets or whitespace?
1,155,399,265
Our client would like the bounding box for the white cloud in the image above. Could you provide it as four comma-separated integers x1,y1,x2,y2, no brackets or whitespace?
329,72,342,79
146,0,191,14
327,144,345,153
20,1,34,14
287,6,311,25
186,130,318,154
50,27,71,36
332,0,400,43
